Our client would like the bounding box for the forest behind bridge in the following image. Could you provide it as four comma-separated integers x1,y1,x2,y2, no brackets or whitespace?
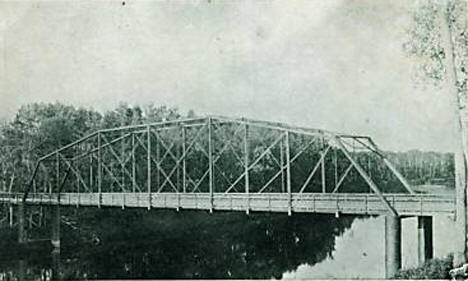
0,102,456,280
0,102,455,194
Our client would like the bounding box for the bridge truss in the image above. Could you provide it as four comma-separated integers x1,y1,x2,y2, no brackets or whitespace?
15,116,439,216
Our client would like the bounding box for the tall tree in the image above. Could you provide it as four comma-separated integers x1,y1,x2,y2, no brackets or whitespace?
404,0,468,266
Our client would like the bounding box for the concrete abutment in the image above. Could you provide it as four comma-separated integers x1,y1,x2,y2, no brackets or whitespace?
385,215,401,278
385,215,435,278
417,216,433,265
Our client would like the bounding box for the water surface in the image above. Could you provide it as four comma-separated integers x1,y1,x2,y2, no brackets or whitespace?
0,207,455,280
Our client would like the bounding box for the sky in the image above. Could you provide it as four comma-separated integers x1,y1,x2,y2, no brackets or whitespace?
0,0,459,152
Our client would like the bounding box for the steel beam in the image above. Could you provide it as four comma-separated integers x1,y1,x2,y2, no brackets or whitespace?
98,132,102,207
208,118,214,212
134,134,177,192
156,130,160,188
182,126,186,193
156,127,206,192
89,155,93,192
335,136,398,217
224,132,285,193
285,131,292,216
321,137,326,193
59,155,90,192
177,126,181,193
132,133,136,193
147,125,151,209
100,134,135,191
244,123,250,214
334,148,338,191
55,153,60,194
280,137,285,193
366,138,415,194
299,145,331,193
332,163,353,193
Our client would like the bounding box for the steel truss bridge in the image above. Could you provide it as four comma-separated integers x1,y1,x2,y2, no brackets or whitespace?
0,116,455,217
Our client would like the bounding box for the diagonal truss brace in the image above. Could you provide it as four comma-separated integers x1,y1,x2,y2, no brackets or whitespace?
298,145,332,193
334,136,398,216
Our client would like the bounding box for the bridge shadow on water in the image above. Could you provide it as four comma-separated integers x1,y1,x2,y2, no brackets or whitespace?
0,208,356,280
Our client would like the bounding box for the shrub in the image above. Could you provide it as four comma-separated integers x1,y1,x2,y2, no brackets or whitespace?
394,254,453,279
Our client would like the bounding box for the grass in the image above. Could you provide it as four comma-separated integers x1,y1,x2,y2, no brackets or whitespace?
394,254,453,279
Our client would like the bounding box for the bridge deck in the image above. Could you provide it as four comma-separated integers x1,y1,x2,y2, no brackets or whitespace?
1,193,455,216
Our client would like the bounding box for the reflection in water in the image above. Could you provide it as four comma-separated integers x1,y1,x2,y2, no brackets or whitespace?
0,208,456,280
283,217,385,279
0,208,354,280
285,215,455,279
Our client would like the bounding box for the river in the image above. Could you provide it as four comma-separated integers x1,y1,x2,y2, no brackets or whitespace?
0,208,456,280
284,215,455,279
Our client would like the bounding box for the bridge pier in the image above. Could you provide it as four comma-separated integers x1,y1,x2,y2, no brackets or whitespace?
17,259,26,281
51,204,60,250
9,204,13,228
51,204,61,280
385,215,401,278
17,203,26,243
51,245,61,280
417,216,433,265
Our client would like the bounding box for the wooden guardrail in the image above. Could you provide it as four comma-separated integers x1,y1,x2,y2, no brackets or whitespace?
0,192,455,216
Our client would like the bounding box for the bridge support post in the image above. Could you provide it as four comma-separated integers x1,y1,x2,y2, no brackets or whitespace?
208,118,214,213
385,215,401,278
18,259,26,281
51,204,60,250
417,216,433,265
51,204,61,280
9,204,13,228
18,203,26,243
244,123,250,215
51,248,61,281
285,131,292,216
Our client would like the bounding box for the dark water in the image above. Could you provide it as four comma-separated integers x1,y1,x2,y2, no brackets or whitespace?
0,207,456,280
0,207,356,280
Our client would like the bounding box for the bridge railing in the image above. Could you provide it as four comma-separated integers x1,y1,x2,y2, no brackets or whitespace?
5,191,455,216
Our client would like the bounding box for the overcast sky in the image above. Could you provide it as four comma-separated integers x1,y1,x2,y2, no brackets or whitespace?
0,0,459,152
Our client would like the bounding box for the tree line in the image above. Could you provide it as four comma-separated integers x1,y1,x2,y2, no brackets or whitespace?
0,102,456,279
0,102,456,194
